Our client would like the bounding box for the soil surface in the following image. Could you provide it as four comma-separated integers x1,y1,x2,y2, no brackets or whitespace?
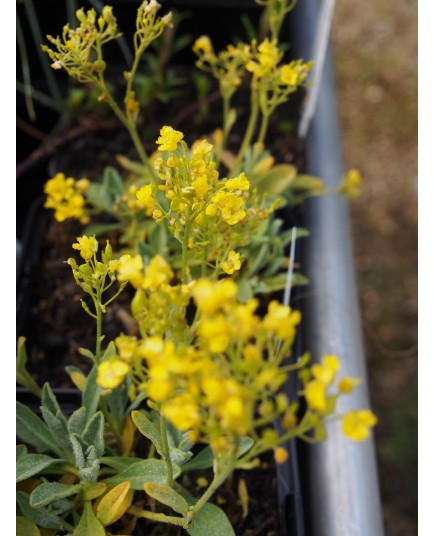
332,2,418,534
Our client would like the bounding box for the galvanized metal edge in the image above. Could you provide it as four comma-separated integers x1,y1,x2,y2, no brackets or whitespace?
289,1,384,534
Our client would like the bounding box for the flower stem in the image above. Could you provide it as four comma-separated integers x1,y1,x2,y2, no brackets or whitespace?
128,505,188,528
233,87,260,172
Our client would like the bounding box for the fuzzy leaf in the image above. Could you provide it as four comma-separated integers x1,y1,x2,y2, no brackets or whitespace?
290,174,324,191
82,366,101,426
17,444,28,461
131,410,163,455
187,502,235,536
86,183,112,213
80,482,107,501
82,411,105,458
82,222,121,238
17,454,63,483
100,456,142,473
30,482,83,508
103,166,124,201
16,492,65,530
68,407,87,436
40,407,71,455
16,402,60,455
183,438,254,471
73,501,106,536
144,482,189,516
103,460,181,491
16,515,40,536
70,434,86,470
96,482,133,526
256,164,297,196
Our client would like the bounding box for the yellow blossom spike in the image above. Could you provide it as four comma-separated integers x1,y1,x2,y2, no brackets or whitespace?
72,235,98,260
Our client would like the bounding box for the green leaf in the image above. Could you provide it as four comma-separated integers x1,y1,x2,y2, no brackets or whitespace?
256,164,297,196
73,501,105,536
41,383,63,417
99,456,142,473
103,459,181,491
82,411,105,458
16,402,60,455
70,434,86,470
16,492,66,530
136,240,155,259
68,407,87,436
30,482,83,508
17,454,63,482
86,183,112,212
16,516,40,536
17,444,28,461
103,166,124,201
246,243,269,277
290,173,324,191
187,502,235,536
149,223,168,255
82,366,101,426
16,337,42,397
82,222,121,238
40,407,71,455
236,278,254,302
131,410,163,456
144,482,189,516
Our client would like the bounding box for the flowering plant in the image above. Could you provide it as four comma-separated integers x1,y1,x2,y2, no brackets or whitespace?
17,1,372,534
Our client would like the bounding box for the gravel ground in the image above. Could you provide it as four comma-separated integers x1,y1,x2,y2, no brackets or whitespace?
331,1,418,534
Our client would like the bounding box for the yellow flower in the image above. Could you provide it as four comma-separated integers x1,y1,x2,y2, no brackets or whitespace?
280,60,313,87
108,254,131,274
96,358,130,389
220,395,247,431
156,125,184,151
142,255,174,290
72,235,98,260
339,168,363,199
136,184,155,212
192,175,209,199
198,315,232,353
116,254,144,288
221,250,242,275
246,38,280,77
262,301,301,340
311,355,341,386
44,173,74,201
162,394,201,431
338,377,362,394
304,379,327,412
192,139,213,159
193,35,213,56
274,447,288,464
191,278,238,315
225,172,250,191
341,410,377,442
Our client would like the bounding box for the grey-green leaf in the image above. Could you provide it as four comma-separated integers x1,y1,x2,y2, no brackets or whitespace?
16,337,42,398
144,482,189,516
131,410,163,455
30,482,83,508
16,444,28,461
68,407,87,436
103,459,181,490
40,407,71,455
82,411,105,458
17,453,63,482
16,402,60,455
16,492,65,530
100,456,142,473
73,501,106,536
82,366,101,426
187,502,235,536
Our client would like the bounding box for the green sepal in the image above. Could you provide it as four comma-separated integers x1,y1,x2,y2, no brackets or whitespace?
103,459,181,491
16,402,61,456
30,482,83,508
73,501,106,536
17,453,64,482
16,337,42,398
144,482,189,516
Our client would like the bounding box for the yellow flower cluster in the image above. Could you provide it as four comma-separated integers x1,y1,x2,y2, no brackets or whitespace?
246,38,281,78
44,173,90,223
193,38,252,100
156,126,184,152
42,7,121,82
339,168,363,199
72,235,98,260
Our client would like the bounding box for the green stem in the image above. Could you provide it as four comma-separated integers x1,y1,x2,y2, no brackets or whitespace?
191,441,239,516
95,300,102,364
181,219,193,284
128,505,187,528
160,415,174,486
233,87,260,172
257,111,270,145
